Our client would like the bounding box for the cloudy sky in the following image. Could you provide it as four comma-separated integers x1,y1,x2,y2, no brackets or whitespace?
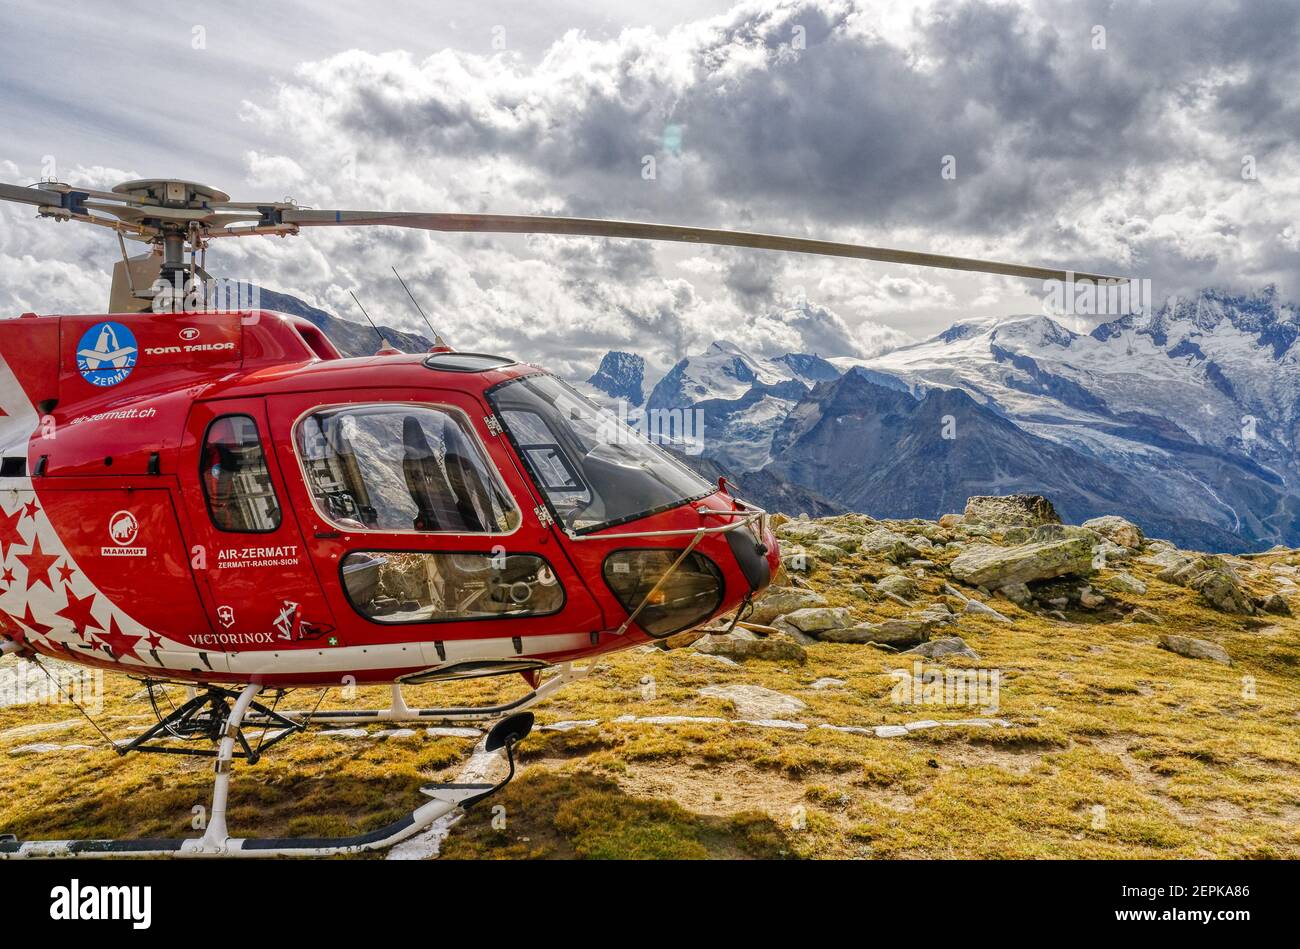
1,0,1297,377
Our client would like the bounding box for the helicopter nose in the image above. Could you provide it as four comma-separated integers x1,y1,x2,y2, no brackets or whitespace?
723,516,779,596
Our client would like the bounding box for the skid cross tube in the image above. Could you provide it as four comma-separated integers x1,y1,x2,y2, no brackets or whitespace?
117,686,303,761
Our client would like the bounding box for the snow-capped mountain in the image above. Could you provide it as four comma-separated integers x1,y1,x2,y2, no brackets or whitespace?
640,341,843,470
585,351,646,405
830,288,1300,549
581,289,1300,550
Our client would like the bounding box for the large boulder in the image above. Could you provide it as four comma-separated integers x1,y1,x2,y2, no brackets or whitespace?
780,606,854,634
1101,571,1148,596
1083,515,1145,550
858,528,918,561
748,586,829,625
1158,634,1232,665
817,614,936,646
1259,593,1293,616
949,535,1095,587
1188,563,1255,615
699,684,807,719
818,532,862,552
810,542,848,564
694,631,807,663
874,574,918,601
963,494,1061,527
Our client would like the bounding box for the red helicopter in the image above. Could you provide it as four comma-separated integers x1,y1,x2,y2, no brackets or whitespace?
0,177,1122,857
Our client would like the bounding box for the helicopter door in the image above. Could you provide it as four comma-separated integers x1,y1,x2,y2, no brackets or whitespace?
265,390,606,655
180,399,337,650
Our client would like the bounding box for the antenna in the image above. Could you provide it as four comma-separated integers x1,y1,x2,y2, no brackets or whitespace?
392,266,448,349
349,290,397,352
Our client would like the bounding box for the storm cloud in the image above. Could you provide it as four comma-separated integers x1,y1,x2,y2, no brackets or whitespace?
2,0,1298,373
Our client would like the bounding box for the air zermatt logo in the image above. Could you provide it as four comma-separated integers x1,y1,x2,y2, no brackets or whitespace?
102,510,147,557
76,321,138,387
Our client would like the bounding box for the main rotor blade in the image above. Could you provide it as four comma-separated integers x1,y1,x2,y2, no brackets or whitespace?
0,182,65,208
283,210,1127,283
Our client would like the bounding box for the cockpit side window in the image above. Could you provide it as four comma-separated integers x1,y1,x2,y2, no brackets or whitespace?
201,414,283,533
294,404,520,534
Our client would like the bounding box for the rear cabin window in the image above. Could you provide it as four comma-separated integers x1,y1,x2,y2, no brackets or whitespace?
201,415,282,532
295,404,520,534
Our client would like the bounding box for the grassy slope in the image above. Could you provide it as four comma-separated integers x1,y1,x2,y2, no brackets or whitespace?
1,523,1298,859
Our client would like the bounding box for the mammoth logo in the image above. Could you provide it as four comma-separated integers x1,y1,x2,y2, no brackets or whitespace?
109,510,139,546
102,510,147,556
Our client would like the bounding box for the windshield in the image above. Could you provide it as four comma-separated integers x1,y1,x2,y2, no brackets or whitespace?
488,374,713,533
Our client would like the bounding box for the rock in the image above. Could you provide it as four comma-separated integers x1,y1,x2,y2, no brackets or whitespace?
819,615,934,646
1259,593,1293,616
737,719,807,731
1093,540,1133,564
1101,571,1147,595
904,636,980,660
776,521,825,544
0,720,82,742
1083,515,1145,550
780,606,854,634
963,598,1013,623
426,726,482,738
696,654,739,667
1188,562,1255,615
694,631,807,663
539,720,599,731
819,532,861,552
858,528,917,561
950,535,1094,587
9,743,93,756
810,677,845,689
1128,607,1164,625
769,617,820,645
999,581,1033,607
1078,586,1107,609
874,574,917,601
1158,634,1232,665
698,684,807,720
963,494,1061,527
915,602,959,625
810,542,848,563
748,586,829,624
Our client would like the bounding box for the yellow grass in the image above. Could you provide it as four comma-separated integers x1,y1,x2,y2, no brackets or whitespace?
2,532,1298,859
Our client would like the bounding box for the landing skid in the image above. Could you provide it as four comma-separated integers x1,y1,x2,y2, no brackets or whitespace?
0,663,583,859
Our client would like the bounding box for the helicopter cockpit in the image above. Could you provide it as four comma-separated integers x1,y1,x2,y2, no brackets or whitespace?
486,373,714,533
